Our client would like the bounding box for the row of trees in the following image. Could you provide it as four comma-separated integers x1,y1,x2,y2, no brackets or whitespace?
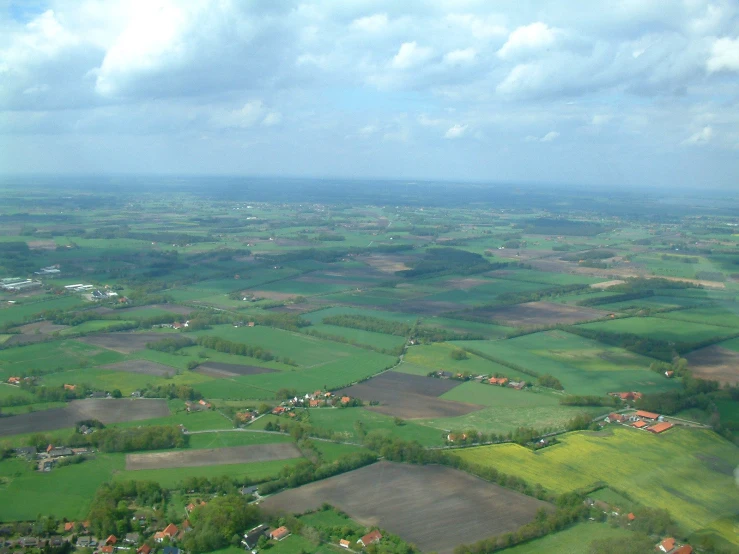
195,335,276,362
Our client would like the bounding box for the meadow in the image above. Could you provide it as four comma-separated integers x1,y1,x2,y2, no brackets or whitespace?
492,522,634,554
456,427,739,544
576,316,737,344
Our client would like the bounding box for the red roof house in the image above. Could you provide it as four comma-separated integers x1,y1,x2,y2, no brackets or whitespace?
648,422,674,434
635,410,659,420
64,522,75,532
270,526,290,541
658,538,676,552
673,546,693,554
100,547,114,554
163,524,178,538
632,420,648,429
627,513,635,521
488,377,508,386
357,530,382,547
339,539,350,548
106,535,117,545
137,545,151,554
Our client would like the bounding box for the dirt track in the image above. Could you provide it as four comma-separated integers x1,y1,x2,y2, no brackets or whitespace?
261,461,551,554
338,372,481,419
0,398,170,437
126,443,302,470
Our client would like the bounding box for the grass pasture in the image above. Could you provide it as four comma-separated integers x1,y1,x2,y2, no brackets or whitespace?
576,316,737,344
456,427,739,544
495,522,633,554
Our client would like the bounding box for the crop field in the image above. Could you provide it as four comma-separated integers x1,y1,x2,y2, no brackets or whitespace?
685,345,739,385
496,522,633,554
101,359,179,376
454,331,683,396
260,461,552,554
0,399,170,436
0,340,123,379
196,351,396,400
337,371,481,419
576,316,737,344
0,296,86,326
303,306,418,325
656,305,739,329
302,323,406,351
76,331,174,353
456,427,739,544
486,268,602,287
472,301,609,327
401,343,532,381
195,361,277,378
125,443,302,470
186,431,293,449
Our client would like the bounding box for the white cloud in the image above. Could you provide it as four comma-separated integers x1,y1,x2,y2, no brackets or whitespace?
262,111,282,126
351,14,388,33
498,22,559,59
682,126,713,145
443,48,477,65
526,131,560,142
707,37,739,73
358,124,378,136
445,14,507,40
391,41,432,69
444,124,467,139
418,114,443,127
591,114,611,125
211,101,280,129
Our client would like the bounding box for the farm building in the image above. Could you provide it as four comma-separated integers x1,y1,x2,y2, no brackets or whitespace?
137,545,151,554
488,377,508,386
357,530,382,547
648,422,674,434
658,538,676,552
632,421,648,429
339,539,351,548
105,535,117,545
610,391,643,401
242,525,269,549
635,410,660,420
605,413,626,423
100,547,114,554
270,526,290,541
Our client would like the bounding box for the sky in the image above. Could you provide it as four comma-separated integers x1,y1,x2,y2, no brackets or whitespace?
1,0,738,188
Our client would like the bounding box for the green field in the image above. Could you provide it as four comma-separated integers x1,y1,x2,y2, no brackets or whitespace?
187,430,293,449
0,340,125,380
456,427,739,544
453,331,682,396
491,522,634,554
576,316,737,343
303,323,406,351
402,343,532,381
0,296,86,326
656,305,739,329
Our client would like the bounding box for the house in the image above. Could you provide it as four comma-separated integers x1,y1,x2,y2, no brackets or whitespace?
90,391,107,399
124,533,140,544
606,413,625,423
272,406,285,415
657,538,676,552
162,524,178,540
154,533,166,543
136,545,151,554
635,410,659,420
508,381,525,390
648,422,674,434
339,539,351,548
100,546,114,554
64,384,76,391
627,513,635,522
673,546,693,554
14,446,37,459
488,377,508,386
64,522,75,532
309,399,321,408
47,446,73,458
270,526,290,541
610,391,642,402
105,535,117,546
665,370,674,378
49,536,64,547
242,525,269,549
186,503,196,513
247,322,255,327
19,537,38,547
357,530,382,547
77,537,92,548
341,396,351,404
632,421,648,429
240,485,258,496
198,399,212,409
447,433,467,442
7,377,20,385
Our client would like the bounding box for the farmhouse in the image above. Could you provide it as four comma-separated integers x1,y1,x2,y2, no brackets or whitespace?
270,526,290,541
105,535,117,545
488,377,508,386
339,539,351,548
7,377,20,385
242,525,269,549
357,530,382,547
648,422,674,434
610,391,643,402
64,522,75,532
632,421,648,429
136,545,151,554
665,370,674,378
658,537,676,552
100,546,114,554
635,410,660,420
605,413,626,423
162,547,181,554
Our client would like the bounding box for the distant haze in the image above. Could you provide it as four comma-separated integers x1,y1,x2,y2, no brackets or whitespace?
1,1,738,188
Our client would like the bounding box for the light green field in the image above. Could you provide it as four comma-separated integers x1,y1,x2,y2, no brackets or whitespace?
656,305,739,329
187,430,292,449
456,427,739,544
402,343,532,381
494,522,634,554
312,441,371,462
304,323,406,351
114,458,304,488
111,409,233,432
303,306,418,325
0,383,35,401
576,316,737,343
0,340,125,379
453,332,681,396
0,296,86,326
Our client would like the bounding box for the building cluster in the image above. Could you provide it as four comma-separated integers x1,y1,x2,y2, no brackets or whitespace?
1,278,42,292
604,411,675,434
14,444,91,472
241,524,382,552
271,391,355,414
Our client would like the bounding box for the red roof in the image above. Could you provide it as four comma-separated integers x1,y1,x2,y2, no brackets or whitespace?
163,523,178,537
627,513,635,521
270,526,289,540
339,539,350,548
658,538,676,552
359,530,382,546
673,546,692,554
137,545,151,554
648,422,674,434
106,535,117,545
64,522,75,532
101,547,114,554
341,396,351,404
636,410,659,419
633,420,648,428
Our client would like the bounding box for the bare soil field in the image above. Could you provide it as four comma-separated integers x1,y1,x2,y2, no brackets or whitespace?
0,399,170,437
686,345,739,385
441,278,490,290
338,372,481,419
126,443,302,470
476,301,608,327
101,360,178,377
261,461,551,554
195,362,277,378
590,280,626,289
361,254,413,273
76,332,170,354
15,321,69,335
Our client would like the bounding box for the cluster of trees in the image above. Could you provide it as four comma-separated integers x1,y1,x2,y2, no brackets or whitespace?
316,233,345,241
397,247,503,278
144,383,202,401
195,335,276,362
537,374,564,390
561,250,616,262
560,395,619,407
321,314,482,343
564,326,676,361
578,290,655,307
181,495,261,553
146,336,194,353
90,425,188,452
89,480,165,537
492,284,589,306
